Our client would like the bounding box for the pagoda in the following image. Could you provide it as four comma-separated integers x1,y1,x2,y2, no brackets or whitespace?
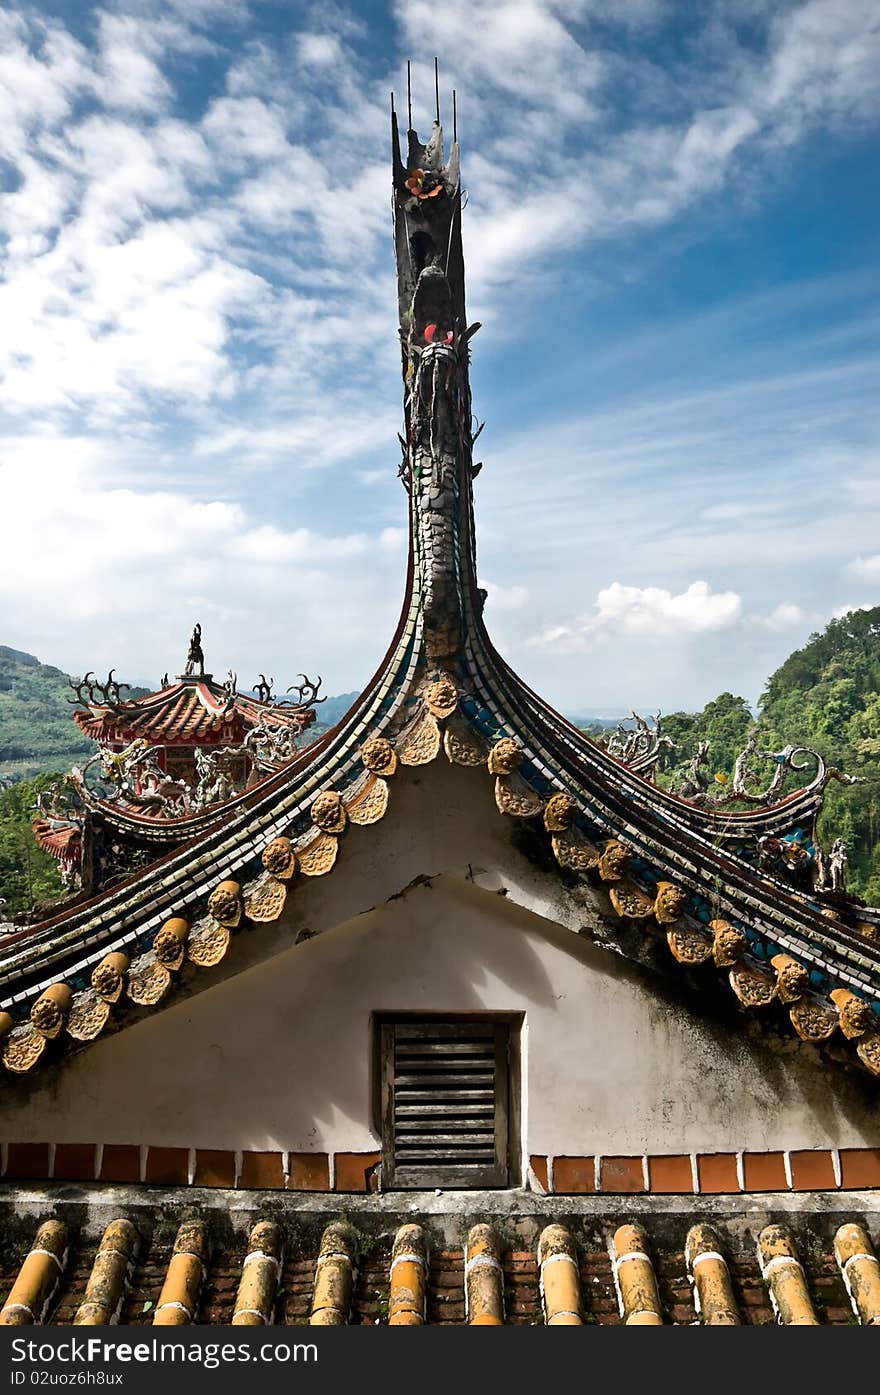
0,74,878,1330
31,625,322,894
68,625,320,788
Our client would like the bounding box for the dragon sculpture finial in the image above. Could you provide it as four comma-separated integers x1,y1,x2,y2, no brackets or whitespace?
390,90,484,661
66,669,130,711
254,674,274,703
672,728,867,811
282,674,325,708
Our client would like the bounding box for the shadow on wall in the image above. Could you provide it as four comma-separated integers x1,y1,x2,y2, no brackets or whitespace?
0,873,561,1152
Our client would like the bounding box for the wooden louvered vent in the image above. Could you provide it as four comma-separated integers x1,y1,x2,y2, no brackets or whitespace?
380,1020,509,1189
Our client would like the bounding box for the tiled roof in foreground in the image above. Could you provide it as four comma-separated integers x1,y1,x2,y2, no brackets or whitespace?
0,1190,878,1327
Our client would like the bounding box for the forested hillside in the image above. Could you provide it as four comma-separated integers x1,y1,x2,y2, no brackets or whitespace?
656,608,880,901
0,646,94,781
759,607,880,902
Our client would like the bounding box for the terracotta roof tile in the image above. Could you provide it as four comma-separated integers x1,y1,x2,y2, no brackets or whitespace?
1,1192,876,1326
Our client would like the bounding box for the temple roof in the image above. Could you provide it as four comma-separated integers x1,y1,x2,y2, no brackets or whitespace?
1,105,879,1085
73,675,315,746
31,819,79,864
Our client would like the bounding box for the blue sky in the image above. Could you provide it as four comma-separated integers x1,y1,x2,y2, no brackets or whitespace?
1,0,878,714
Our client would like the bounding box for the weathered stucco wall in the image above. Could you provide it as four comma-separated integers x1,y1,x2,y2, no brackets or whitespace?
4,865,878,1159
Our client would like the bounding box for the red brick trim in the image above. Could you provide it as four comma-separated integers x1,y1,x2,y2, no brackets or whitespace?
98,1145,140,1183
2,1143,878,1194
545,1149,878,1194
239,1151,285,1190
647,1154,694,1194
287,1153,330,1191
53,1143,96,1182
333,1152,381,1192
552,1156,596,1193
5,1142,50,1180
194,1149,236,1188
839,1148,880,1189
528,1155,549,1191
696,1153,739,1193
742,1152,788,1192
600,1156,646,1193
144,1147,190,1187
789,1149,838,1190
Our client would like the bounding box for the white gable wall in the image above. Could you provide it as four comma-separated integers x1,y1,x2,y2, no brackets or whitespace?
5,874,878,1160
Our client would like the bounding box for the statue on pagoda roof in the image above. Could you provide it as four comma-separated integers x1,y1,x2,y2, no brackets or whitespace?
183,623,204,678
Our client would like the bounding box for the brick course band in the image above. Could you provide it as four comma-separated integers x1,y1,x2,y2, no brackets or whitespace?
3,1144,879,1192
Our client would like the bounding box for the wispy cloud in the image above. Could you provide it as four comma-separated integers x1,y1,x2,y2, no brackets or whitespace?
0,430,405,686
396,0,880,292
847,555,880,580
479,579,530,612
0,1,878,709
762,602,808,630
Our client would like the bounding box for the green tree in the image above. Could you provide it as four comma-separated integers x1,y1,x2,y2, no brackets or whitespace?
0,774,65,917
756,607,880,898
658,692,754,784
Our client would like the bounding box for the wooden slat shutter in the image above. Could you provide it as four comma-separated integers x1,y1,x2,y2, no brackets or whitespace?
380,1020,509,1189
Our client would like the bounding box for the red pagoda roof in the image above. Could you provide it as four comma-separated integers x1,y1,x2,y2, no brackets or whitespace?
32,819,80,859
73,676,316,747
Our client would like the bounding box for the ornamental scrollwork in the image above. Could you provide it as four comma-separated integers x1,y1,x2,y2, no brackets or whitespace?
603,711,676,777
671,728,865,811
243,714,299,772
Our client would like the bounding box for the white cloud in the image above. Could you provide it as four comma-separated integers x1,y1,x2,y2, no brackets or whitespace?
227,526,371,565
833,602,877,618
762,0,880,130
591,580,743,634
379,527,408,553
394,0,880,292
200,96,291,166
699,502,751,522
297,33,345,69
395,0,603,124
0,13,92,160
847,554,880,579
1,0,876,433
0,0,877,712
0,431,404,686
530,580,743,651
192,400,400,472
479,579,529,611
763,602,807,629
843,470,880,506
95,14,173,114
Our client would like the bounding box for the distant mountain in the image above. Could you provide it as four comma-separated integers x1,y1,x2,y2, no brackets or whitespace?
310,692,362,732
0,646,95,780
0,646,151,781
566,709,631,730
